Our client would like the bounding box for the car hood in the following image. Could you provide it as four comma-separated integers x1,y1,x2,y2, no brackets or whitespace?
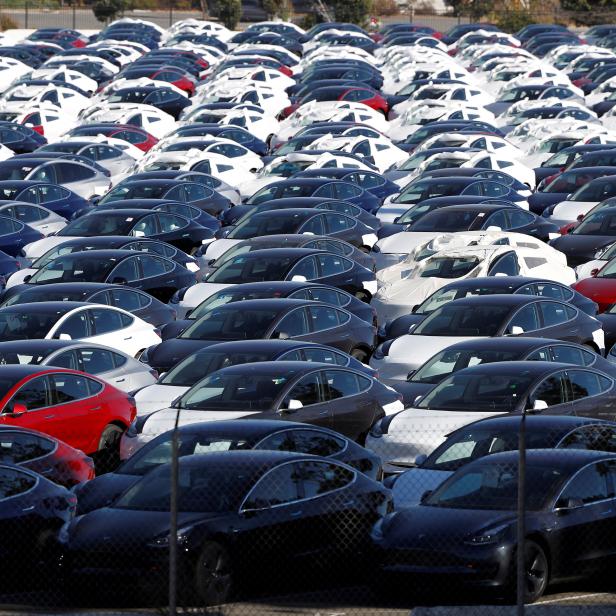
148,338,221,371
141,407,262,436
134,384,190,415
22,235,74,260
204,238,242,262
391,468,453,508
380,506,515,547
550,200,597,223
552,234,616,259
75,473,140,515
573,276,616,299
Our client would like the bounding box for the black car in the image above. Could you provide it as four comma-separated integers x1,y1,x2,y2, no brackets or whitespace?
220,196,381,231
103,85,191,118
0,249,18,287
16,249,195,303
78,418,383,514
142,298,377,371
0,121,46,153
20,235,199,272
166,124,268,155
389,414,616,508
245,178,381,214
550,207,616,267
50,209,215,255
194,248,376,305
533,144,616,184
99,179,232,217
63,451,390,602
0,282,175,326
169,280,375,334
373,449,616,602
380,276,598,341
127,361,400,443
0,214,43,258
393,337,616,405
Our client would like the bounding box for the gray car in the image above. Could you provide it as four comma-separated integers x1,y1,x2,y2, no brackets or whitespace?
0,339,158,393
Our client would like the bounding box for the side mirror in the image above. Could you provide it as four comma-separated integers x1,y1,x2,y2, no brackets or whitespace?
566,193,573,199
577,213,585,221
111,277,127,285
408,323,417,333
413,394,422,407
415,454,427,467
533,399,548,411
407,369,416,380
291,275,307,282
591,268,599,277
567,226,574,234
208,259,216,266
286,399,303,411
556,497,583,512
9,403,26,417
420,489,433,504
133,230,145,237
58,333,72,341
510,325,524,336
411,304,419,314
272,331,289,340
393,216,401,223
23,275,32,283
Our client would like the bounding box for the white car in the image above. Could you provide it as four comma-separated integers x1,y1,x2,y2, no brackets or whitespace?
0,202,66,236
27,66,98,94
576,241,616,279
0,83,90,116
6,103,76,142
218,107,280,143
0,302,161,358
372,237,574,324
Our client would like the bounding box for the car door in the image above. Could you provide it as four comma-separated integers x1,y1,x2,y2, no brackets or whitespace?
487,251,521,276
566,369,616,420
322,212,358,243
505,303,542,337
535,301,580,342
153,213,192,252
84,307,135,354
0,376,54,434
277,371,331,428
307,305,352,352
52,310,91,341
107,256,141,287
134,254,176,302
320,369,376,439
527,370,572,414
551,461,615,578
76,347,127,390
315,254,356,292
286,256,319,282
270,307,312,342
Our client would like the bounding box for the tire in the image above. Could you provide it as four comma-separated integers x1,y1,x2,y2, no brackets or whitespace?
508,540,549,604
350,347,369,363
194,541,233,606
95,424,124,474
355,290,371,303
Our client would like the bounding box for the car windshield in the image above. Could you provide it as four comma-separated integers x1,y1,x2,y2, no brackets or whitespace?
180,307,278,340
28,254,118,284
0,345,56,365
416,286,511,315
189,288,275,319
178,372,290,410
417,370,535,412
2,288,88,306
409,209,480,232
161,350,273,386
423,424,559,472
545,170,597,193
425,461,565,510
227,215,305,239
207,255,293,284
114,462,256,512
573,211,616,236
99,185,167,202
0,308,64,340
413,303,511,336
570,180,616,202
59,214,135,236
419,256,480,279
410,349,523,385
32,244,90,269
118,432,256,476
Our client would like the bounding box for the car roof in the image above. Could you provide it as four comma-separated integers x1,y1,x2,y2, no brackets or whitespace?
0,301,91,313
474,448,616,469
12,281,132,294
209,298,318,312
192,339,340,355
454,360,577,378
224,248,325,259
247,208,324,220
441,336,582,353
174,419,339,440
440,276,565,291
208,360,353,377
47,249,137,260
0,339,99,353
460,414,615,434
447,294,554,308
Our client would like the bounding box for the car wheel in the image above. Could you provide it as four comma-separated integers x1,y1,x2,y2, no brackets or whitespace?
350,347,369,363
508,540,549,603
95,424,124,473
194,541,233,606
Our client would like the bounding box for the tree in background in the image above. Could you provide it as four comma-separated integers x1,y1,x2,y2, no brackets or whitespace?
214,0,241,29
262,0,292,19
331,0,373,25
92,0,126,22
445,0,494,18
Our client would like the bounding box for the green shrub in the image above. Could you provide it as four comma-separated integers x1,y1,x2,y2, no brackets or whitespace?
332,0,373,25
495,9,536,32
214,0,241,29
92,0,125,23
0,13,18,29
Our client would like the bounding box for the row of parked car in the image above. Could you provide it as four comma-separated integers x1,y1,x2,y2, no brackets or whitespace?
4,15,616,607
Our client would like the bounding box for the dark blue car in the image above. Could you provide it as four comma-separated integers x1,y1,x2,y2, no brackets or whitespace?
0,214,43,258
0,181,90,219
0,122,46,153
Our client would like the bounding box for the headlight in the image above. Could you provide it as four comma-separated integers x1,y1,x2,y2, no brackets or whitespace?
370,411,400,438
464,523,510,546
147,527,192,548
139,347,150,364
125,412,156,437
372,243,381,254
372,340,393,360
170,287,189,304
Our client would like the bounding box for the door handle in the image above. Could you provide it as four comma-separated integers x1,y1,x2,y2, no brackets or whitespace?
90,406,102,412
40,467,53,475
44,414,55,419
289,510,303,517
123,336,133,340
319,410,328,415
115,378,126,383
22,505,35,512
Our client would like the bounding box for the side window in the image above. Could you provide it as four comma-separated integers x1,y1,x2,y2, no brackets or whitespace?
317,254,349,277
309,287,349,306
278,350,303,361
508,209,535,228
289,257,318,281
131,215,159,237
55,312,89,339
309,305,342,331
322,370,363,400
7,377,50,412
303,348,348,366
0,432,55,463
300,215,325,235
0,467,36,498
282,372,324,408
539,301,571,327
526,347,551,362
140,255,168,278
324,214,354,233
483,210,509,229
51,351,79,370
157,214,188,233
568,370,611,400
78,348,116,374
108,289,149,311
557,463,610,506
561,427,616,453
299,460,354,498
550,345,588,366
256,429,345,456
275,308,310,337
508,304,540,333
242,463,303,509
529,373,568,407
90,308,125,335
49,373,91,404
109,257,140,283
488,252,520,276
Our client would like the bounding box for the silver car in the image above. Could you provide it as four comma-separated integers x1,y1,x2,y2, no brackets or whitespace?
24,159,111,199
0,202,67,236
0,339,158,393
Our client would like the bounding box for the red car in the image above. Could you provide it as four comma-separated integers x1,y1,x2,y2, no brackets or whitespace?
68,124,158,152
0,365,136,466
0,425,94,487
149,68,196,96
572,260,616,312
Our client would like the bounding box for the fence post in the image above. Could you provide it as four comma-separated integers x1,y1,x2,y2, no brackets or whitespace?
516,410,527,616
168,404,180,616
169,1,173,27
24,0,28,29
72,1,76,30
